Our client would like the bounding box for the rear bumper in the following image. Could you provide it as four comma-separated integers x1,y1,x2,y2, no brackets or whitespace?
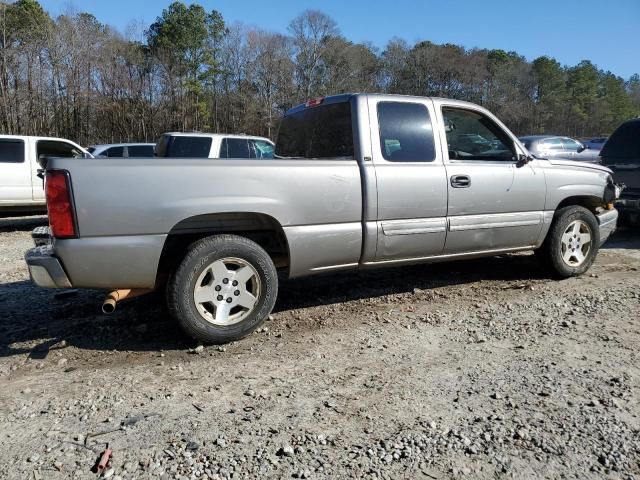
597,209,618,246
25,245,72,288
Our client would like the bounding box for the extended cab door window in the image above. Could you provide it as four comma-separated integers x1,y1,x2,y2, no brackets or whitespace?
377,102,436,162
442,108,515,161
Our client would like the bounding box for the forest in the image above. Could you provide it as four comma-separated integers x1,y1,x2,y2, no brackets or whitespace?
1,0,639,146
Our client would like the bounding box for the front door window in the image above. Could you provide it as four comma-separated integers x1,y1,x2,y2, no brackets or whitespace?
442,108,515,161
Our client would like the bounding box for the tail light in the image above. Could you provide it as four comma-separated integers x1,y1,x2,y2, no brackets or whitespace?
45,170,77,238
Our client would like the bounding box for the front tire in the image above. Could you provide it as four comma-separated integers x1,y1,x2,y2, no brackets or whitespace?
167,234,278,344
537,206,600,278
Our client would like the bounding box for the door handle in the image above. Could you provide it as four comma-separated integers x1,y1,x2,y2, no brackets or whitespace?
450,175,471,188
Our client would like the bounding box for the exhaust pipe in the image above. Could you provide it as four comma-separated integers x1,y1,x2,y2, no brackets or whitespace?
101,288,152,314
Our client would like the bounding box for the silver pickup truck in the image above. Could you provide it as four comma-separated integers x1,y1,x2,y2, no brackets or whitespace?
25,94,620,344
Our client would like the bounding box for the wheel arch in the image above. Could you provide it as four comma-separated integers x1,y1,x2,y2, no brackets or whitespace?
554,195,603,215
155,212,290,288
536,196,603,248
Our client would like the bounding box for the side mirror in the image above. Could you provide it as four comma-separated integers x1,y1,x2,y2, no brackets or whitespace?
516,153,534,166
577,144,587,153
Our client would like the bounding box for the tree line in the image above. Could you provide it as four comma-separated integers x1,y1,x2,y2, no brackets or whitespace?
1,0,639,146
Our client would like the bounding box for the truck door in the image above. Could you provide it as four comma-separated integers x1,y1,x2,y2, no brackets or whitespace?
367,96,448,261
435,103,546,254
0,137,31,204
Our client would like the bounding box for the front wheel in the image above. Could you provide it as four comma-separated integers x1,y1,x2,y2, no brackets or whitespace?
167,234,278,344
537,206,600,278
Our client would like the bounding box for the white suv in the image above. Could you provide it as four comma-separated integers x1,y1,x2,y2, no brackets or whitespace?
154,133,274,159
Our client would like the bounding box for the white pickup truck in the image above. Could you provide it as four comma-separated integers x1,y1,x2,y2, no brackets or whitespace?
0,135,89,213
154,133,275,159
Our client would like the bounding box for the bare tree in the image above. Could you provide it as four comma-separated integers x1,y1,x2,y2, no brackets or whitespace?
0,1,635,144
288,10,338,98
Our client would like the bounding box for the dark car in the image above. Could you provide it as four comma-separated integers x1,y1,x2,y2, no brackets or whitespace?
583,137,608,151
600,119,640,223
519,135,600,163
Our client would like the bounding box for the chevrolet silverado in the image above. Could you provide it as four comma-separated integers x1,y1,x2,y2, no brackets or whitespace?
25,94,620,343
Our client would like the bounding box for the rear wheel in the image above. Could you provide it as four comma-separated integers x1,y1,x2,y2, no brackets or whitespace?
537,206,600,278
167,234,278,344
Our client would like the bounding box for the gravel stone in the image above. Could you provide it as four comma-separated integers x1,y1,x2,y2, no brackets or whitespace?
0,218,639,479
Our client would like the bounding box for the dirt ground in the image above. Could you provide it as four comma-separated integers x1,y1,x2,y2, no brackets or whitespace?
0,215,639,480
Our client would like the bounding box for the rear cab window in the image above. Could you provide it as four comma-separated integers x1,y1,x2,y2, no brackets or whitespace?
0,139,25,163
276,100,354,159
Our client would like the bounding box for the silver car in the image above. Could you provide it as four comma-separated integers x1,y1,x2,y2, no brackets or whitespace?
88,143,155,158
519,135,600,163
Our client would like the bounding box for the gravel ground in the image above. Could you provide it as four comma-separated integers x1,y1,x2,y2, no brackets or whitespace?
0,215,639,479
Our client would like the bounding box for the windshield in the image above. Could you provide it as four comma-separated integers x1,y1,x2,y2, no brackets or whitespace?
276,101,354,159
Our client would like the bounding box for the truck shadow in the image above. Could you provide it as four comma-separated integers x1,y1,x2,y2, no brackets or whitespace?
0,253,546,359
275,253,544,312
0,281,190,359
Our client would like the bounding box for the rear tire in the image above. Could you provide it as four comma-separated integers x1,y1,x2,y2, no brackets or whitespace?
167,234,278,344
537,206,600,278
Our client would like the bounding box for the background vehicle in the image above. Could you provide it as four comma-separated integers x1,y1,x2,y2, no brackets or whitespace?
600,118,640,224
0,135,90,213
154,133,274,159
519,135,600,163
88,143,155,158
583,137,608,151
26,94,619,344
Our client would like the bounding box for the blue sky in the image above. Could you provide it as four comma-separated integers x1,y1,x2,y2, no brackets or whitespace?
39,0,639,79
